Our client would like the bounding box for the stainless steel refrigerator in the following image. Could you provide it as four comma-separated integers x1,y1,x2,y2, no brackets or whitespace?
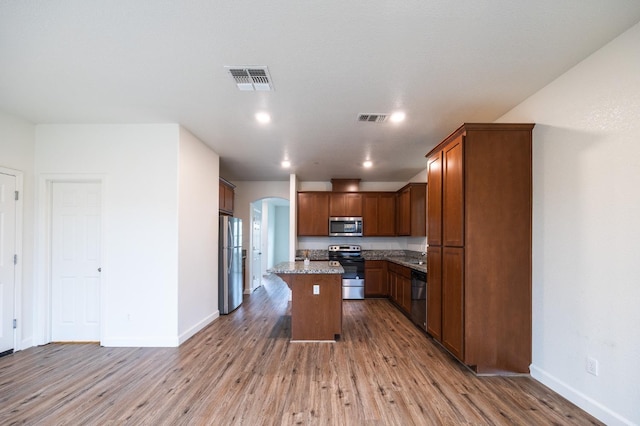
219,216,243,314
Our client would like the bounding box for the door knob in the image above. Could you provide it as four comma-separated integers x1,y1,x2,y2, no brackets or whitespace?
98,267,102,272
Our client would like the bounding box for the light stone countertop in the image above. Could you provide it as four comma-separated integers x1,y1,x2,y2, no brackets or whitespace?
386,257,427,273
268,261,344,275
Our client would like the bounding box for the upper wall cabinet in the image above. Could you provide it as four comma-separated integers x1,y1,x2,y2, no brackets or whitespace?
219,178,235,215
396,183,426,237
329,192,363,217
297,185,423,237
363,192,396,236
297,192,330,236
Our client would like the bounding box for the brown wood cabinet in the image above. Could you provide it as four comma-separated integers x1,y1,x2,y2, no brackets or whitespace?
297,186,420,237
388,262,411,314
364,260,388,297
362,192,396,236
329,192,363,217
441,246,464,359
219,178,235,215
396,188,410,235
396,183,427,236
277,273,342,341
426,246,442,341
425,123,534,374
426,153,442,246
297,192,330,236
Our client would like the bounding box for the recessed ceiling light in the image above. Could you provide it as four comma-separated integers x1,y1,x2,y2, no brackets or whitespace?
281,160,291,168
363,160,373,168
255,112,271,124
390,111,406,123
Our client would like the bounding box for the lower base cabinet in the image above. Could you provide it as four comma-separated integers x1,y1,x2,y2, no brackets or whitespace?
279,273,342,341
441,247,464,360
388,263,411,314
426,247,442,341
365,260,388,297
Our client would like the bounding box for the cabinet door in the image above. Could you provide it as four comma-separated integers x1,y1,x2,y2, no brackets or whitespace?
377,193,396,236
396,189,410,236
363,193,396,236
224,185,234,213
363,193,379,235
297,193,329,236
345,193,363,216
409,183,426,236
442,247,464,359
329,193,362,217
443,136,464,247
219,180,235,214
427,153,442,246
388,267,398,304
427,246,442,341
400,274,412,313
364,260,388,297
219,181,226,212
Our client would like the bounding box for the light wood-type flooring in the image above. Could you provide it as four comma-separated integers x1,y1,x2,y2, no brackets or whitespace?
0,274,601,425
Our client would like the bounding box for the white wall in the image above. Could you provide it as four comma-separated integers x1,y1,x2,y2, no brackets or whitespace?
265,201,276,269
177,126,219,344
0,111,35,349
273,205,290,264
233,181,290,249
498,22,640,426
35,124,180,347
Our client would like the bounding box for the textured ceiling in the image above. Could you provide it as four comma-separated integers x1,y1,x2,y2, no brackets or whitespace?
1,1,640,182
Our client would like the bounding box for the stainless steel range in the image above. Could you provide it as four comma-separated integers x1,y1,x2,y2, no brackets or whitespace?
328,245,365,300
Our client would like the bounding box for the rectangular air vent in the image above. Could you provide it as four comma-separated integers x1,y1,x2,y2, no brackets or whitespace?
358,113,388,123
226,66,273,91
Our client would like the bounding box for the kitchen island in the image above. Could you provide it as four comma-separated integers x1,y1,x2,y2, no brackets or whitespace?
269,261,344,341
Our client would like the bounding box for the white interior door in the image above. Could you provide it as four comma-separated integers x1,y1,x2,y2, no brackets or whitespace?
0,173,16,354
251,206,262,291
51,182,101,342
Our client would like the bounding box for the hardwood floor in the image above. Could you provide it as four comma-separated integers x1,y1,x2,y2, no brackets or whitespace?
0,274,601,425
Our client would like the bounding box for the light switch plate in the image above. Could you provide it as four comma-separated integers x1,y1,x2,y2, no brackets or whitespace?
313,284,320,295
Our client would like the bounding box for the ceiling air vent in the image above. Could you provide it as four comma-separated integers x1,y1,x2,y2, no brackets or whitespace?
357,113,388,123
225,66,274,91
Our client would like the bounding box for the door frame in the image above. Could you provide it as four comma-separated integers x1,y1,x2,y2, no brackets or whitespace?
0,166,23,352
248,204,262,294
35,174,106,345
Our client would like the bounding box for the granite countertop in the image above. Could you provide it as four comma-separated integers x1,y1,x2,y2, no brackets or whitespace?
293,249,428,273
386,257,427,273
268,261,344,274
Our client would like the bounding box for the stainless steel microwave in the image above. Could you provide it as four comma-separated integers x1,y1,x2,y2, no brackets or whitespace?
329,217,363,237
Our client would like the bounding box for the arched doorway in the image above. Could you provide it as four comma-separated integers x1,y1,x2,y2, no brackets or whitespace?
248,197,290,293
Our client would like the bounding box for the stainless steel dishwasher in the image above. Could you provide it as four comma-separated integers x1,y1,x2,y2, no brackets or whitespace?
411,270,427,330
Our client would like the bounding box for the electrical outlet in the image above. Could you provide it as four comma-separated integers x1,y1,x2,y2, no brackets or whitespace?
313,285,320,295
586,357,599,376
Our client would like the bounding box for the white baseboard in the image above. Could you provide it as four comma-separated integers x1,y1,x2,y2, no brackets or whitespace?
101,336,180,347
19,338,33,351
178,311,219,345
530,364,634,426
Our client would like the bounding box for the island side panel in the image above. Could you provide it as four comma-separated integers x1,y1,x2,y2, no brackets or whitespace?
288,274,342,341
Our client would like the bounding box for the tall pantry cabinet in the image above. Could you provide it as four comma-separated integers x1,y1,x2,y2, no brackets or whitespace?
426,123,534,375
